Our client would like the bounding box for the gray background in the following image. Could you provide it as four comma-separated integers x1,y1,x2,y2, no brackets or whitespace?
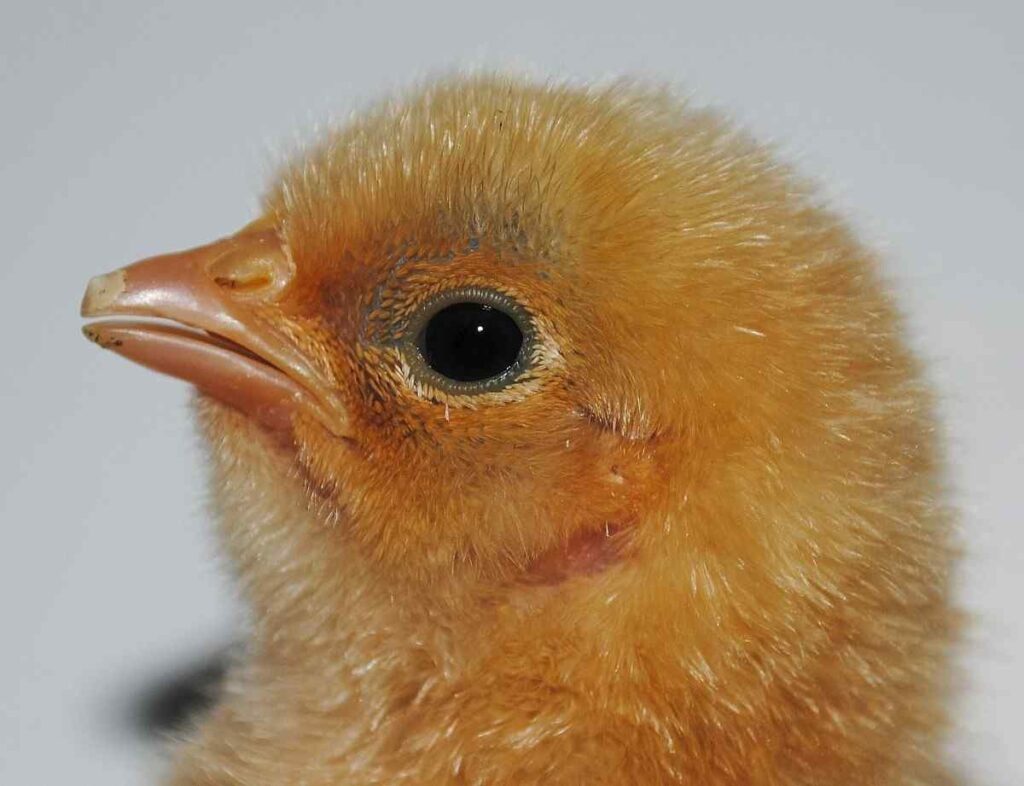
1,1,1021,783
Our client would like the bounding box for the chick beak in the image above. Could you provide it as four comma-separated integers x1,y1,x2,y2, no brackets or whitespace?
81,219,347,438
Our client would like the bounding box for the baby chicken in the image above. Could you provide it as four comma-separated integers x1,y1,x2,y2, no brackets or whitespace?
81,76,956,785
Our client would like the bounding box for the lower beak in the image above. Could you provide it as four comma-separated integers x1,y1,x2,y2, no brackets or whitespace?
80,219,347,437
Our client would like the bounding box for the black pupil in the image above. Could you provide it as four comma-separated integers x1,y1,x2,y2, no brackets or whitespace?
420,302,524,383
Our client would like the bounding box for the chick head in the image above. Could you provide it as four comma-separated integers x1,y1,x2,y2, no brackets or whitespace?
82,77,949,673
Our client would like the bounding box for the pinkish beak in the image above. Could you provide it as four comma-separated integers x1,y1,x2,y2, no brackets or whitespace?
80,219,348,438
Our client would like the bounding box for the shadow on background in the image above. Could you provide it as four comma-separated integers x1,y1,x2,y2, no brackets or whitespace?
125,646,233,737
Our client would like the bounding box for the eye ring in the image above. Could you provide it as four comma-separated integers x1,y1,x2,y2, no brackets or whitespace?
402,286,536,396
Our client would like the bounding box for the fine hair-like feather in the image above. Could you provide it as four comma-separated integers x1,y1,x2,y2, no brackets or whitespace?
151,75,957,785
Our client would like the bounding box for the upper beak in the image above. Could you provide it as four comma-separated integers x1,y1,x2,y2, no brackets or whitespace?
81,219,347,437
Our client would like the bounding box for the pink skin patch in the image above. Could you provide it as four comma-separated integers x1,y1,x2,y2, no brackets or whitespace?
523,523,630,586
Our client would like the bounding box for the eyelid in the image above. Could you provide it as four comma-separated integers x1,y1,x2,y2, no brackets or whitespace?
406,286,534,335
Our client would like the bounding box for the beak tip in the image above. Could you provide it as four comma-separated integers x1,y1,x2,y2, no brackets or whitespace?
81,323,124,351
81,269,127,317
81,324,102,347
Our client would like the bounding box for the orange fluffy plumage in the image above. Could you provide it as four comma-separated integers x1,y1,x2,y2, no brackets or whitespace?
81,75,957,785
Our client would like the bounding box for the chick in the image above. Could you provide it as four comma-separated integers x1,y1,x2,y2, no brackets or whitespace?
81,76,956,786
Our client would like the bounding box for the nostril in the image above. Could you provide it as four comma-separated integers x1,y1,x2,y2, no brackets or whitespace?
206,231,294,300
212,266,273,293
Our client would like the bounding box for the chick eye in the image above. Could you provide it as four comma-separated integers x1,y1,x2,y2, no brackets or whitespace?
419,302,524,383
402,288,535,395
